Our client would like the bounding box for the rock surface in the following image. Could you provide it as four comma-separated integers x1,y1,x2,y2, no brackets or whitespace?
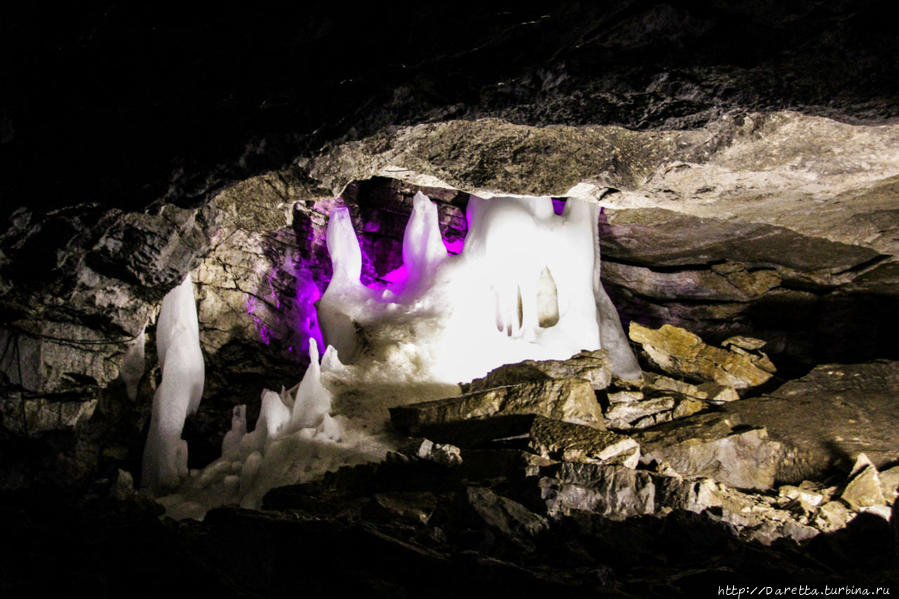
629,322,774,389
3,5,899,593
634,413,787,490
389,378,606,434
723,361,899,480
464,349,612,393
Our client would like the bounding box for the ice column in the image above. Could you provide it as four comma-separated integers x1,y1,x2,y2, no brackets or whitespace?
317,207,367,362
402,191,448,291
141,274,205,490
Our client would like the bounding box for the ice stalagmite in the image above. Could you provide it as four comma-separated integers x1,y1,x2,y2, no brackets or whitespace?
402,191,447,291
141,274,205,490
291,338,332,429
318,207,367,362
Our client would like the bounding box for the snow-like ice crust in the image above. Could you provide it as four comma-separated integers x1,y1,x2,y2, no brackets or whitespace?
155,193,639,518
141,274,205,491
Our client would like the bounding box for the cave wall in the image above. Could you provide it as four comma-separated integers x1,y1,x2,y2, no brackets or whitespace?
2,4,899,488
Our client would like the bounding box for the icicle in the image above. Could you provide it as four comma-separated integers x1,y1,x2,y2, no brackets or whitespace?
291,338,333,429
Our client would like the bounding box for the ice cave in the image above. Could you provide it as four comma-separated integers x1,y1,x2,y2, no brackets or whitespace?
2,4,899,597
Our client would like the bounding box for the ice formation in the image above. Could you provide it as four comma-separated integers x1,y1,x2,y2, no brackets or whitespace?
156,339,386,518
318,192,640,382
141,274,205,490
156,191,639,517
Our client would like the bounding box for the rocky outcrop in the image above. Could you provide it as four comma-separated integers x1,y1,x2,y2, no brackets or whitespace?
723,361,899,480
599,372,726,430
389,378,605,434
0,202,219,444
629,322,775,389
464,349,612,394
634,413,787,491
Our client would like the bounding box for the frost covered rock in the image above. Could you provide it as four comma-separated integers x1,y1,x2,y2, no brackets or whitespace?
629,322,774,389
389,378,605,435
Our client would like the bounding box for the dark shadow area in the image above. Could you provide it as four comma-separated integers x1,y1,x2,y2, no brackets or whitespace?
4,2,899,219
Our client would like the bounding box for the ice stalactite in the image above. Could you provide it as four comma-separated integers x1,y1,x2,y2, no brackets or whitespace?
141,274,205,491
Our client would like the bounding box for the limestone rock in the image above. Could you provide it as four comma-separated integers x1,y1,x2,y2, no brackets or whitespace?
373,492,438,525
814,501,854,533
464,349,612,393
540,463,656,520
723,361,899,481
466,486,548,538
0,394,98,434
397,438,463,467
458,449,556,482
389,378,605,435
629,322,774,389
526,417,639,468
778,482,827,513
635,412,786,490
601,372,712,430
722,336,767,351
841,454,886,510
605,396,675,425
879,466,899,505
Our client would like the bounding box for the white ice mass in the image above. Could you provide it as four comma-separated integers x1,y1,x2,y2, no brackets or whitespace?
153,192,639,518
318,192,640,382
141,274,205,490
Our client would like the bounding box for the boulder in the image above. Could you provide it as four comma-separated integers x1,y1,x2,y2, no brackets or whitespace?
601,372,711,430
629,322,774,389
463,349,612,393
466,486,548,538
879,465,899,505
634,412,786,490
389,378,605,435
539,463,657,520
841,454,886,511
526,417,639,468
